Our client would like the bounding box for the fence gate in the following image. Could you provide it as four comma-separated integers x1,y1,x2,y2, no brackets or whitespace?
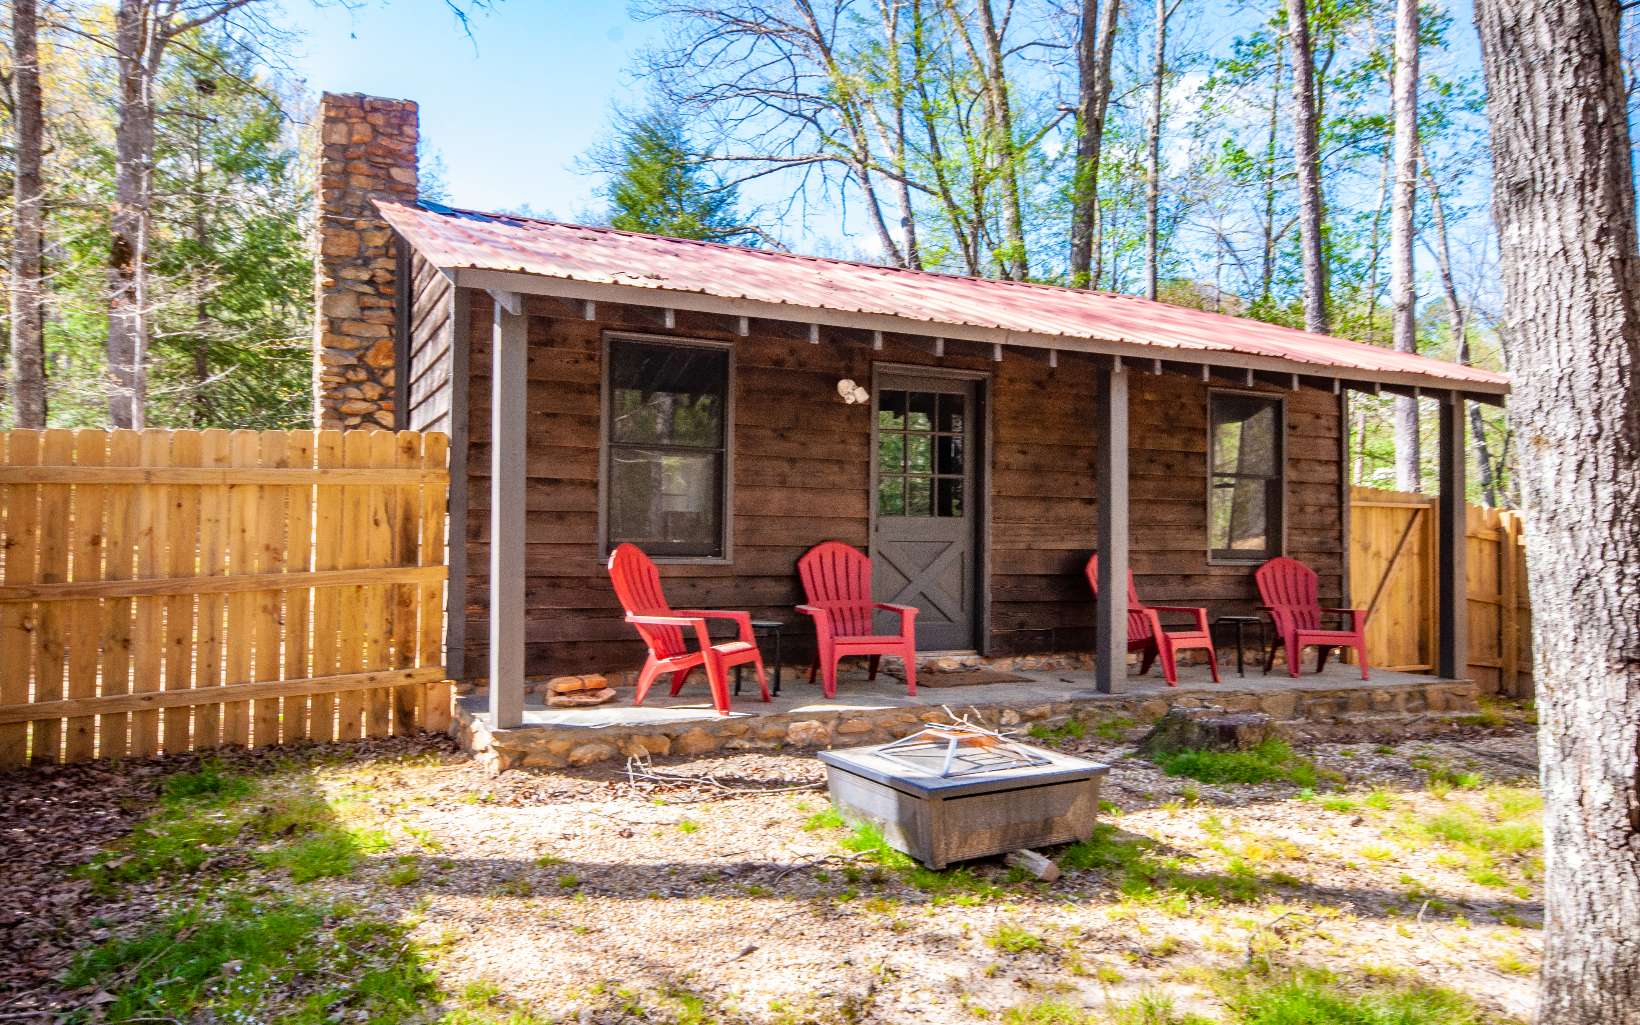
1348,486,1531,696
0,429,451,767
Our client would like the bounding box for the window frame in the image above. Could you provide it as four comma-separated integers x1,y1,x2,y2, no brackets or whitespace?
598,331,735,565
1205,388,1286,565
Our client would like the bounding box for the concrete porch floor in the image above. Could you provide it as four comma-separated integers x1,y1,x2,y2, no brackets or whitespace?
455,661,1480,773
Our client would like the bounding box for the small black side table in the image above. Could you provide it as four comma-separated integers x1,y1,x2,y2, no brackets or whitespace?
734,619,784,697
1213,615,1267,677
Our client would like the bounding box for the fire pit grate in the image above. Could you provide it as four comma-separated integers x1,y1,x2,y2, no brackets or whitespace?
876,722,1053,778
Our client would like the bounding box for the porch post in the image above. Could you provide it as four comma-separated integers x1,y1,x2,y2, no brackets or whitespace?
1436,392,1469,679
489,291,527,728
1095,359,1129,694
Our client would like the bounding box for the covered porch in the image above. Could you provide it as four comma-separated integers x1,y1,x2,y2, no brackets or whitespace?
375,202,1509,738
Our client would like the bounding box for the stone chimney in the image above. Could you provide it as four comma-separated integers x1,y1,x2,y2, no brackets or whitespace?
312,92,418,430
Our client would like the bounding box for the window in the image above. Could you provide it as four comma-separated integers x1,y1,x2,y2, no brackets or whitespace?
605,338,729,559
1209,392,1283,561
876,389,966,518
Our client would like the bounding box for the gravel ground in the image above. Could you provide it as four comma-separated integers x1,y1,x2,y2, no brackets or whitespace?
0,719,1544,1024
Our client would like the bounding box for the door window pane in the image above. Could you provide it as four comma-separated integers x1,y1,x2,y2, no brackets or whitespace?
878,432,905,472
878,391,907,430
937,478,964,517
606,339,730,558
907,434,933,473
937,436,963,475
937,394,965,432
906,476,933,517
877,476,905,516
907,392,936,431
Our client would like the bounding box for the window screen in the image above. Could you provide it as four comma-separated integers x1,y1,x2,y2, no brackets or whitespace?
1209,393,1283,561
606,339,729,558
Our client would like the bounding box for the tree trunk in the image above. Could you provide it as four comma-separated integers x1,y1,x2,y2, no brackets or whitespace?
1070,0,1121,288
1390,0,1420,490
972,0,1026,280
9,0,47,428
1143,0,1172,301
1419,147,1500,507
1285,0,1327,333
1259,34,1284,304
1474,0,1640,1020
108,0,160,429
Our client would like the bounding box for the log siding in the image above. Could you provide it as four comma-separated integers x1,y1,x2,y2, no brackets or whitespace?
451,288,1345,681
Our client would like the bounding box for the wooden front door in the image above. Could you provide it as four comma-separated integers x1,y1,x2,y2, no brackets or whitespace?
870,372,981,651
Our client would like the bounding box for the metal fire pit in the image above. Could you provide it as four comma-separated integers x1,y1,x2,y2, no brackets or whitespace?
818,723,1111,869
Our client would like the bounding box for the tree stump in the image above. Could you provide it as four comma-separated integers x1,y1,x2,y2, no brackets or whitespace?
1136,705,1280,757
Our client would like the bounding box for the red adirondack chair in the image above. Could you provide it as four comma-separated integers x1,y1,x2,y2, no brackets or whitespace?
607,543,769,715
1255,556,1370,679
1085,554,1220,686
796,541,919,698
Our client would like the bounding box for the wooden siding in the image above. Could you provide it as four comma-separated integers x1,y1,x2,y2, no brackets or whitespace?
403,249,455,433
450,289,1347,681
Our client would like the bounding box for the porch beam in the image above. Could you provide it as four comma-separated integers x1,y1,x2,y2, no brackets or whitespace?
1437,392,1469,679
489,296,528,728
1095,359,1130,694
449,269,1510,400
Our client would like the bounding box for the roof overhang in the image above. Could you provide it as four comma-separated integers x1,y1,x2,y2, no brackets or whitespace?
448,265,1508,404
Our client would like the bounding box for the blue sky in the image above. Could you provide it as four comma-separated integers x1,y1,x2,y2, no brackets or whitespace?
284,1,658,219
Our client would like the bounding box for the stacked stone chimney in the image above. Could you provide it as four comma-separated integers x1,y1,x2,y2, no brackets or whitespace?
312,92,418,430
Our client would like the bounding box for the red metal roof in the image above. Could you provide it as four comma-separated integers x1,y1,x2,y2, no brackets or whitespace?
377,201,1508,395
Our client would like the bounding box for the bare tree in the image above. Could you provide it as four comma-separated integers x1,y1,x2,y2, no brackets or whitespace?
1416,145,1499,507
1474,0,1640,1020
1069,0,1120,287
1389,0,1419,490
1284,0,1326,333
1142,0,1182,300
943,0,1029,278
7,0,47,427
639,0,908,266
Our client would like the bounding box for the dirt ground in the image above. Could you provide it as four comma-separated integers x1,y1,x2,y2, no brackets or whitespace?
0,713,1544,1024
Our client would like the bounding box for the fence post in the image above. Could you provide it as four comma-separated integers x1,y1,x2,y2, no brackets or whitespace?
1500,510,1521,697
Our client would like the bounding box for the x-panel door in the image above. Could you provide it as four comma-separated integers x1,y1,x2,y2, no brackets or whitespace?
870,372,980,651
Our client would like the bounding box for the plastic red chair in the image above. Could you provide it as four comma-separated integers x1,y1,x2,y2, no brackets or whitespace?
1255,556,1370,679
607,543,769,715
796,541,918,698
1085,554,1220,686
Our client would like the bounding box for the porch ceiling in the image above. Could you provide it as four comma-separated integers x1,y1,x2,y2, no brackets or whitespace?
377,200,1509,400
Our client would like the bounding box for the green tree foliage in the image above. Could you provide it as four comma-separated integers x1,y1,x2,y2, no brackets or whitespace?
601,109,758,244
0,12,310,430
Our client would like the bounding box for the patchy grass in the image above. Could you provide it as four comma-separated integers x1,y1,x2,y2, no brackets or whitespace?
1227,968,1488,1025
1151,740,1319,789
80,761,256,890
987,922,1049,954
62,895,436,1025
260,825,392,883
1029,718,1087,744
1061,825,1265,904
1395,787,1542,891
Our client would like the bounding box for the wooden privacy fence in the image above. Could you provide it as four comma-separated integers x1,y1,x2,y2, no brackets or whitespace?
0,429,451,768
1349,486,1532,696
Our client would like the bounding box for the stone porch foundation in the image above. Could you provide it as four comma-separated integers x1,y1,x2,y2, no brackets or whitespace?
455,676,1480,775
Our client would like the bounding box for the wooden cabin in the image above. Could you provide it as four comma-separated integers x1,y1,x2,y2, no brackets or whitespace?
312,93,1508,726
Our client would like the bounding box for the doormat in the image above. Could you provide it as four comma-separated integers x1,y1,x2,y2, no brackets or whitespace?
917,669,1032,688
